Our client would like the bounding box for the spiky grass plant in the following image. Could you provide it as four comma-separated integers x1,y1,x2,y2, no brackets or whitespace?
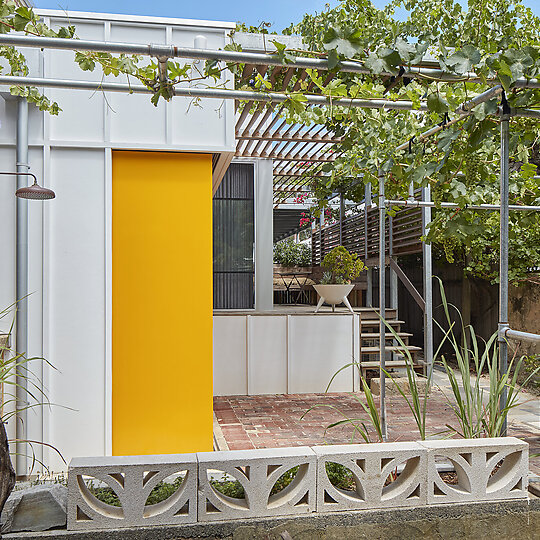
434,277,539,438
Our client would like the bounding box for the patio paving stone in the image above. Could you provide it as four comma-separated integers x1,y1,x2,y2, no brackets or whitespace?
213,388,540,475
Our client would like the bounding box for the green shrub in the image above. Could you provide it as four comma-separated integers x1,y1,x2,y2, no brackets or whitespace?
273,238,311,266
89,469,304,506
89,477,184,507
325,462,354,490
522,354,540,391
321,246,365,284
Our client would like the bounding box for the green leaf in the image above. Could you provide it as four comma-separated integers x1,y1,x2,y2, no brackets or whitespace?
472,98,498,120
75,53,96,72
13,13,31,31
395,37,416,63
445,45,481,75
364,52,389,74
437,129,460,152
324,37,360,59
327,49,340,70
427,92,449,113
468,119,497,148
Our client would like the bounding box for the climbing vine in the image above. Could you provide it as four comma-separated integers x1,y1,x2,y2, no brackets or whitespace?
277,0,540,283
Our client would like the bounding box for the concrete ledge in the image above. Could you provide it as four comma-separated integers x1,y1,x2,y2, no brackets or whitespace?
5,498,539,539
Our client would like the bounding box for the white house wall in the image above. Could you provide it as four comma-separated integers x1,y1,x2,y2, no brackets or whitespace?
0,10,236,474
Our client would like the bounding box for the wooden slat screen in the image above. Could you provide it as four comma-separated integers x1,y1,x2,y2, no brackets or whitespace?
312,206,423,264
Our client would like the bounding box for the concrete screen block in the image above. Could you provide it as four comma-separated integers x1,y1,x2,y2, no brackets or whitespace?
419,437,528,504
67,454,197,530
197,447,316,521
312,442,428,512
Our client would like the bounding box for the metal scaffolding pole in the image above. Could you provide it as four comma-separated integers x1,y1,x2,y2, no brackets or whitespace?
378,172,387,441
365,183,373,306
3,75,540,119
3,34,540,88
422,186,434,380
498,101,511,436
384,199,540,212
0,75,428,110
339,193,344,245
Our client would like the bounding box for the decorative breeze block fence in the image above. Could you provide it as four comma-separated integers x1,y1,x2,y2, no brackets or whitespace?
67,437,529,531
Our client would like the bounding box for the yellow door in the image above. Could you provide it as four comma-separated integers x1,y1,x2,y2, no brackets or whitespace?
112,151,213,455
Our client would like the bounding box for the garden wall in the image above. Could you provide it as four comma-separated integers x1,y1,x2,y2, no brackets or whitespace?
397,260,540,357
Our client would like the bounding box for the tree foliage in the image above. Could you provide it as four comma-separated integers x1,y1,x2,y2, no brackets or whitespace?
278,0,540,283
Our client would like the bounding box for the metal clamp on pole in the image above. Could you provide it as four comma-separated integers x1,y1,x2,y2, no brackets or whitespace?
498,323,510,342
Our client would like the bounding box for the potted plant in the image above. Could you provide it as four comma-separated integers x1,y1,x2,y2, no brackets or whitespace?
314,246,365,313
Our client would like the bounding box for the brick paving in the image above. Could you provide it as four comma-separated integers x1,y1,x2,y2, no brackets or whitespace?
213,389,540,475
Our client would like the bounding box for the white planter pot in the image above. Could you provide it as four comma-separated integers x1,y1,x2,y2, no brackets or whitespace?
313,284,355,313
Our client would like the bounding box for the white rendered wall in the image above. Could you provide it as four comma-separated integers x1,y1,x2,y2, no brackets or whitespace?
0,10,236,473
213,313,359,396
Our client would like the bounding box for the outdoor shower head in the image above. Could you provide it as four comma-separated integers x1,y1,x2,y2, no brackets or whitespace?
0,171,56,200
15,179,56,200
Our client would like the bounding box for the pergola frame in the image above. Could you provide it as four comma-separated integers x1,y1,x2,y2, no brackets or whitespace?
2,33,540,438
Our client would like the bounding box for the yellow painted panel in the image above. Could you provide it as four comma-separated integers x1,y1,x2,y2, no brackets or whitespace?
112,151,213,455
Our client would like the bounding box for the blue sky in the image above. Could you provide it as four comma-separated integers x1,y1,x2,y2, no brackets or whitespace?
34,0,540,33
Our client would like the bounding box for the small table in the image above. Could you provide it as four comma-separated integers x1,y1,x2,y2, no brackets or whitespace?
275,271,312,304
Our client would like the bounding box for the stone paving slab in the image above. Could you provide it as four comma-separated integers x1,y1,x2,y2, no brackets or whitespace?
213,389,540,475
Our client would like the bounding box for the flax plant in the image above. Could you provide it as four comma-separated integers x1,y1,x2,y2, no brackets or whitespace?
435,278,539,438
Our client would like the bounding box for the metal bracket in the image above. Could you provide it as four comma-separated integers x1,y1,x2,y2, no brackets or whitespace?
498,323,509,342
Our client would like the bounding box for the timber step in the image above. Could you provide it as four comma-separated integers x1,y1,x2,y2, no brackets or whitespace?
360,332,413,338
361,346,422,353
359,360,416,369
356,308,397,320
361,319,405,327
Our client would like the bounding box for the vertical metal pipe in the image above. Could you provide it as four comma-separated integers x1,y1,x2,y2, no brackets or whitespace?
16,97,29,476
498,109,510,436
366,269,373,307
319,211,324,263
408,180,414,200
378,172,387,441
422,186,434,380
339,193,344,245
364,183,371,259
365,183,372,306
